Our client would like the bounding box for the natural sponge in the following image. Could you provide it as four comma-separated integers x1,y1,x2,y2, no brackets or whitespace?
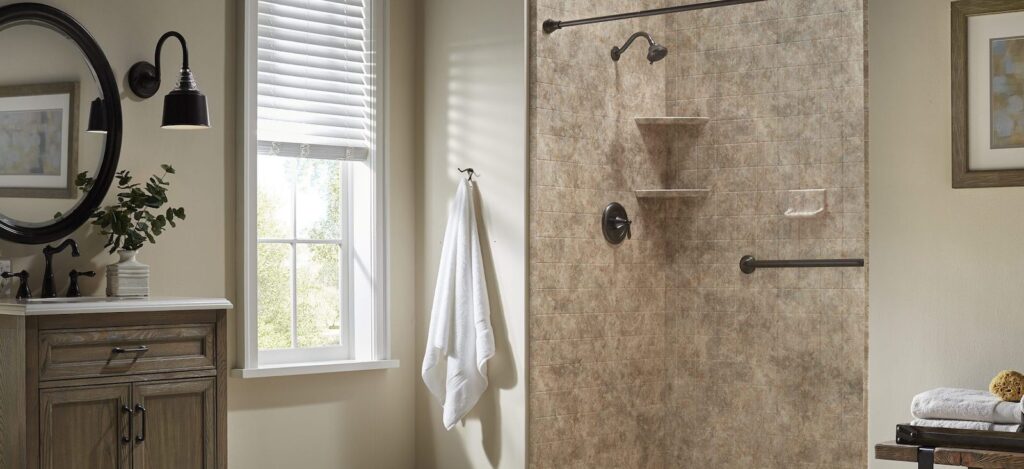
990,370,1024,401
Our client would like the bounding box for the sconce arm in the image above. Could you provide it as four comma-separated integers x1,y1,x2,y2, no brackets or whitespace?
153,31,188,82
129,30,190,99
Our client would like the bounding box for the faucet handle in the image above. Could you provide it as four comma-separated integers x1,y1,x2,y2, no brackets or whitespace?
2,270,31,300
66,270,96,298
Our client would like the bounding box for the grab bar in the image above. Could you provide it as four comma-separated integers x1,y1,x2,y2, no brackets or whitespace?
739,255,864,274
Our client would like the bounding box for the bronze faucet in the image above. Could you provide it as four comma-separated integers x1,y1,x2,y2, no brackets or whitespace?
42,239,79,298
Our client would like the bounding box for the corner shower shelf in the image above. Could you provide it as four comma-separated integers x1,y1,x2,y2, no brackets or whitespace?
634,116,710,126
635,189,710,199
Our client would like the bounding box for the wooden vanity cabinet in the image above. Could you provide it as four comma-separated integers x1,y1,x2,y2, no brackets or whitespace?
38,384,132,469
130,378,217,469
1,308,227,469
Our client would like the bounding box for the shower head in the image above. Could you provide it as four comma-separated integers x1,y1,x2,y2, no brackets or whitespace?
611,31,668,64
647,43,668,63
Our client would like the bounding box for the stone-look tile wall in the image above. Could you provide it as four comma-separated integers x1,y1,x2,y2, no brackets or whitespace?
661,1,867,467
529,1,670,467
528,0,867,467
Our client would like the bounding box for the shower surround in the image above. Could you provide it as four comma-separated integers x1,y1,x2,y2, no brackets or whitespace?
528,0,867,467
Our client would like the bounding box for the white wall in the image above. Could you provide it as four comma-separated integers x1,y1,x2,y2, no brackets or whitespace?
868,1,1024,467
414,0,528,467
0,1,418,467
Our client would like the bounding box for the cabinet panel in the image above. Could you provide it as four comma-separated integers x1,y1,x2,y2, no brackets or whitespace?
132,378,216,469
39,384,131,469
38,324,215,381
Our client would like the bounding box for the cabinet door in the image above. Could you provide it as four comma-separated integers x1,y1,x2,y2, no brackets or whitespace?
39,384,132,469
132,378,216,469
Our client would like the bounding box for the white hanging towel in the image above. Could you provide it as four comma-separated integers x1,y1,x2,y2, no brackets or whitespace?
422,179,495,430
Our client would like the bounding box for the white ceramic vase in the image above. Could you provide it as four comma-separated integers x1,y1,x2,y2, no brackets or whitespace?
106,249,150,297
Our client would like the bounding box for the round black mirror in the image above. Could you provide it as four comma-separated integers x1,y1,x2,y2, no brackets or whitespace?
0,3,121,244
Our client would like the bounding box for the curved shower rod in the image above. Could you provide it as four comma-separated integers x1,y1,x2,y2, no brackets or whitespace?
543,0,766,34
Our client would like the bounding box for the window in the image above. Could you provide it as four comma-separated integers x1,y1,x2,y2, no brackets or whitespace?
238,0,392,376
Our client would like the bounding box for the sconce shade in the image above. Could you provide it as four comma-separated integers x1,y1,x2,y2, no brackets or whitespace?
162,89,209,129
85,97,107,133
128,32,211,129
160,68,210,129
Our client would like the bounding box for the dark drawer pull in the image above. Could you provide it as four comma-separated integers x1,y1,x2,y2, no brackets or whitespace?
121,404,134,443
112,345,149,354
135,404,147,442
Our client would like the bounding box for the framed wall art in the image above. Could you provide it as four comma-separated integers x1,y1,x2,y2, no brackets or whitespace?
0,82,78,198
952,1,1024,187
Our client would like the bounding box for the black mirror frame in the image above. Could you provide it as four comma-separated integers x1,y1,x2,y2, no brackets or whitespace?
0,3,122,245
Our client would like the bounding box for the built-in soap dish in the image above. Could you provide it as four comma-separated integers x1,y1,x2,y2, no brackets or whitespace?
783,189,826,218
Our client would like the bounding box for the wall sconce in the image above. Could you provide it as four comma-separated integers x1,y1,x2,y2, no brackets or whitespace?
85,97,106,133
127,31,210,129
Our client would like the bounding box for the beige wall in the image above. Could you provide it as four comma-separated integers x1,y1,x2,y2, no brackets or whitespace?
0,0,418,468
0,0,236,297
414,0,528,468
867,1,1024,467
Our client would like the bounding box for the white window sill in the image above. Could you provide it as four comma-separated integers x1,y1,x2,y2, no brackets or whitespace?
231,359,399,379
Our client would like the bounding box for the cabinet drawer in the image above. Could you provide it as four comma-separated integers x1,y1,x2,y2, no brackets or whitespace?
39,324,215,381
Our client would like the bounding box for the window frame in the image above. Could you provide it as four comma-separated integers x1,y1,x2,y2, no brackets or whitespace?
238,0,392,376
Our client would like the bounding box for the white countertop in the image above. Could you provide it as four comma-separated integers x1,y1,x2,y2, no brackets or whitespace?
0,296,233,316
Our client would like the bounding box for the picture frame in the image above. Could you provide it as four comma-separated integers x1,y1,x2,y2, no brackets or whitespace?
952,0,1024,188
0,82,78,198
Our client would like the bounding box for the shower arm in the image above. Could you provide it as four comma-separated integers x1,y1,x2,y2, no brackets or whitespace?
543,0,765,34
612,32,654,61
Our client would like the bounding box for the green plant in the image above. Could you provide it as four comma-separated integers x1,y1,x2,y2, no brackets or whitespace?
75,164,186,254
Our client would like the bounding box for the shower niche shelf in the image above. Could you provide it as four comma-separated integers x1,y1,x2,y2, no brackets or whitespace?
634,116,709,126
635,189,710,199
632,116,711,200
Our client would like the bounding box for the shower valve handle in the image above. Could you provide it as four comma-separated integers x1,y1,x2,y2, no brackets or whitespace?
612,217,632,239
602,202,632,245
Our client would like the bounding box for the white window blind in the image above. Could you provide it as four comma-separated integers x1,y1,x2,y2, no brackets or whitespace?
257,0,370,160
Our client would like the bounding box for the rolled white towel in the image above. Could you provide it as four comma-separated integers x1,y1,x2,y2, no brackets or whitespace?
911,388,1023,424
911,418,1021,432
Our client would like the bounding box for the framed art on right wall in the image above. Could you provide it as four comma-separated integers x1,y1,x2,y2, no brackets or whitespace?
952,0,1024,188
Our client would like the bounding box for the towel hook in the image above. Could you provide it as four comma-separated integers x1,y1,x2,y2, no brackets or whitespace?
457,167,476,181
